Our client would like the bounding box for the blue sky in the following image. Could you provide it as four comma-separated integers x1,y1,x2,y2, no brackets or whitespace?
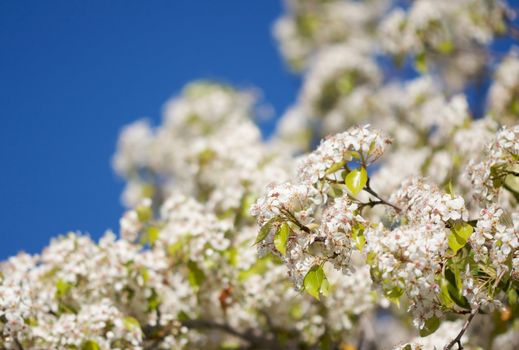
0,0,300,258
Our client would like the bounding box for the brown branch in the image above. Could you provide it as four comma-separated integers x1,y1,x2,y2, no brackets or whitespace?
324,177,402,212
14,339,24,350
443,304,479,350
280,207,311,233
444,271,506,350
363,179,402,213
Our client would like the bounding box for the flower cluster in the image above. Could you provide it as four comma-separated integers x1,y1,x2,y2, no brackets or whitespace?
379,0,507,88
394,320,467,350
389,177,469,225
273,0,387,70
470,205,519,277
488,51,519,125
252,125,390,287
366,223,451,328
298,125,391,186
468,125,519,202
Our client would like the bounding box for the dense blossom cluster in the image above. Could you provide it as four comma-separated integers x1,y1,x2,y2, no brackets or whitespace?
488,51,519,124
298,125,391,186
2,0,519,349
389,177,469,225
366,223,450,328
273,0,388,70
468,125,519,202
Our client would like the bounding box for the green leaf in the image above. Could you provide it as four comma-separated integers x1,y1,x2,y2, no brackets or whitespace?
147,289,160,312
352,225,366,250
254,217,278,245
345,167,368,195
56,279,73,298
444,267,470,309
336,74,354,95
24,316,37,327
139,267,149,283
274,223,290,256
419,316,440,337
439,278,455,308
325,161,346,175
177,310,190,322
198,149,216,166
123,316,141,330
384,286,404,306
141,226,160,245
225,246,238,266
320,278,330,297
187,260,206,289
437,40,454,54
448,232,465,253
453,222,473,242
447,181,455,198
415,51,427,73
328,183,344,198
240,193,256,219
167,240,184,257
508,287,518,307
238,257,270,281
136,205,152,222
448,222,473,253
304,265,326,300
82,340,100,350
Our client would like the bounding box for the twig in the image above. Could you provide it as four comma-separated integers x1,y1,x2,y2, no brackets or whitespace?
363,179,402,213
443,271,506,350
443,304,479,350
324,177,402,212
14,339,24,350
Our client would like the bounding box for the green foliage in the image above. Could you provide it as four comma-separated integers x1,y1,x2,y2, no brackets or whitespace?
187,260,206,289
123,316,141,330
55,279,73,298
238,257,270,281
352,224,366,250
448,222,473,253
444,264,471,310
384,285,404,306
325,160,346,175
345,167,368,195
136,205,152,222
141,226,160,246
437,40,454,54
274,222,290,256
414,51,427,73
303,265,328,300
419,316,440,337
81,340,100,350
147,289,160,312
254,217,281,245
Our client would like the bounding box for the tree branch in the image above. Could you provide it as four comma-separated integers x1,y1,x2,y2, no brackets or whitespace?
14,339,24,350
363,179,402,213
443,304,479,350
444,271,506,350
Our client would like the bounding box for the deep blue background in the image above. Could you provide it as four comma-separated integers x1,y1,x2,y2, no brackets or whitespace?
0,0,300,258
